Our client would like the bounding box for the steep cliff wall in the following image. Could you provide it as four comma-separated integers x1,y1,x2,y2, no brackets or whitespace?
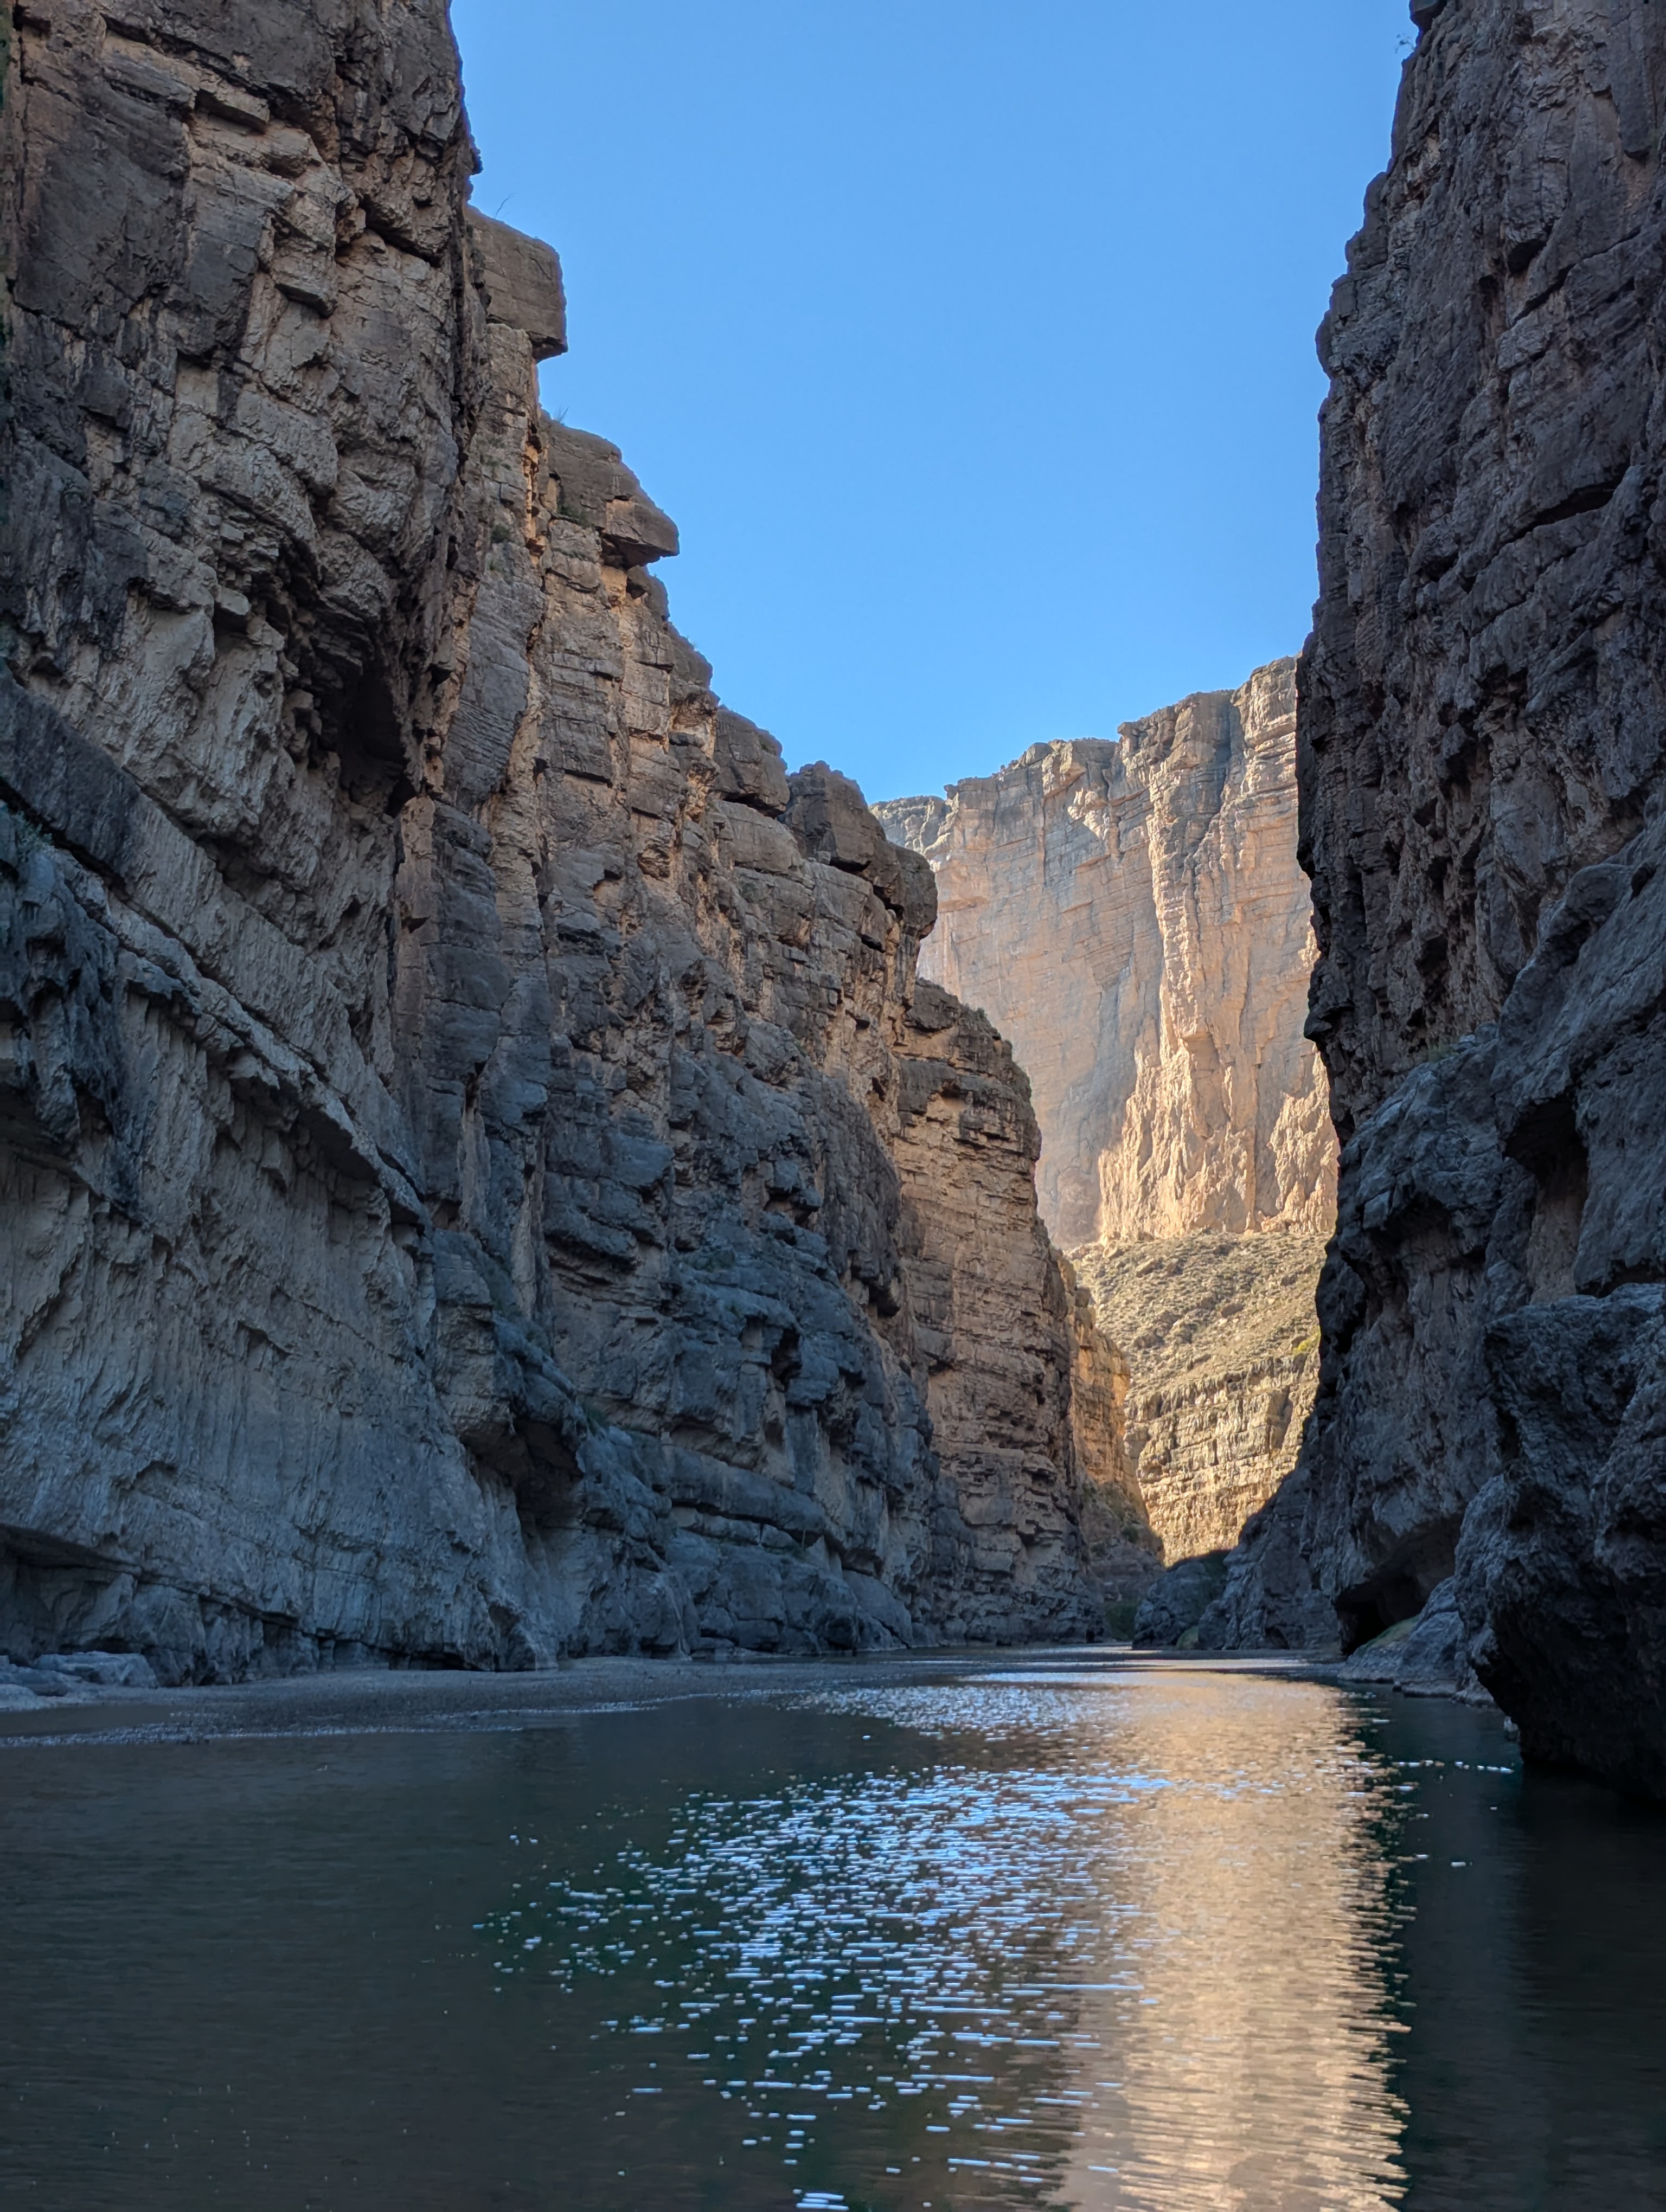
879,663,1334,1252
0,0,1118,1676
880,665,1336,1565
1073,1232,1328,1563
1212,0,1666,1797
1058,1252,1162,1612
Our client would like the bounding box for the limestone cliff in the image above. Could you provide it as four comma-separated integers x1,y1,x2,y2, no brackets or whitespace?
879,664,1334,1252
0,0,1120,1676
1212,0,1666,1799
880,665,1336,1566
1072,1232,1328,1563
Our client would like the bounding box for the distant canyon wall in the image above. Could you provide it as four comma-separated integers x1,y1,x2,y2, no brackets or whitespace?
1210,0,1666,1799
879,663,1335,1253
0,0,1129,1677
881,665,1337,1564
1073,1230,1329,1565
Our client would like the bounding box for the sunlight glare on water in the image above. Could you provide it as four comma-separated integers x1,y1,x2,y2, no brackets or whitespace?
485,1671,1407,2209
6,1655,1659,2211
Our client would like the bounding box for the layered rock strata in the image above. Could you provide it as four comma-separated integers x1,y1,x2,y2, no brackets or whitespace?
878,663,1335,1252
0,0,1119,1677
1212,0,1666,1797
1059,1255,1163,1615
881,665,1336,1567
1072,1231,1327,1562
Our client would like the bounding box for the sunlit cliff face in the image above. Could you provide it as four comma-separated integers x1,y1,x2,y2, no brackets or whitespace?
878,665,1341,1572
879,663,1336,1256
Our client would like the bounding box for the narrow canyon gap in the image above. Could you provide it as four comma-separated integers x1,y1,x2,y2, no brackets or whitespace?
880,664,1337,1572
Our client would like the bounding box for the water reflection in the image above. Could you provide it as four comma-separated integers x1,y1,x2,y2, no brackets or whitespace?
486,1673,1406,2208
1034,1674,1407,2211
0,1660,1660,2210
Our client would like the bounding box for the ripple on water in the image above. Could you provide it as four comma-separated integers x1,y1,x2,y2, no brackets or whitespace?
483,1671,1412,2208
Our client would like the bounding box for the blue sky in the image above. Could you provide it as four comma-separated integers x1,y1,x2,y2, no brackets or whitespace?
451,0,1413,803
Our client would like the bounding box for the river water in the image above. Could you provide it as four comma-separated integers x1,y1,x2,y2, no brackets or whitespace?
1,1655,1662,2210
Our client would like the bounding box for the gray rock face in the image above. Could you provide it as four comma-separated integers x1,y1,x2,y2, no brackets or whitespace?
1339,1579,1489,1703
0,0,1117,1678
33,1649,159,1688
1218,0,1666,1794
1132,1553,1229,1650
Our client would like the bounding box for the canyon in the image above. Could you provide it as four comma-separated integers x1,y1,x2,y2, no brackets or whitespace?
4,0,1663,1804
880,664,1336,1568
0,0,1145,1679
1206,0,1666,1799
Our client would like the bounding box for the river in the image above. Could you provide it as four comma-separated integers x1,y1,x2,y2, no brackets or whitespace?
1,1655,1662,2209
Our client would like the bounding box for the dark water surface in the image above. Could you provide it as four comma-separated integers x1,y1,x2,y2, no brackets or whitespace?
1,1655,1662,2210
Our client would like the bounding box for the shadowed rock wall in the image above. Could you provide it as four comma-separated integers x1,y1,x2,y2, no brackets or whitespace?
0,0,1117,1676
1212,0,1666,1797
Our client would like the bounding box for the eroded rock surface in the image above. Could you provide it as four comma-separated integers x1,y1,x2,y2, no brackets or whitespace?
878,663,1335,1251
1132,1552,1229,1651
1214,0,1666,1797
1339,1580,1490,1705
0,0,1117,1676
1059,1253,1163,1617
881,665,1335,1570
1072,1232,1327,1563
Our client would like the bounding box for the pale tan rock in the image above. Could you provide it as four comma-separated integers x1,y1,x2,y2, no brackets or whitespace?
1071,1232,1326,1563
879,662,1335,1251
880,663,1336,1564
467,210,568,362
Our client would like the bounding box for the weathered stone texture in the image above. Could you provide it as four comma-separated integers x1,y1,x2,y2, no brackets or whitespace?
1061,1254,1163,1609
1216,0,1666,1797
1073,1231,1327,1564
881,664,1335,1571
881,979,1130,1638
1339,1578,1490,1703
0,0,1114,1677
879,662,1336,1252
